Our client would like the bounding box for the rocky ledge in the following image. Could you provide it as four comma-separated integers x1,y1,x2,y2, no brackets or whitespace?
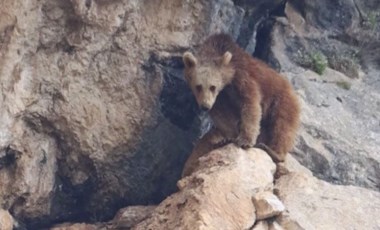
42,146,380,229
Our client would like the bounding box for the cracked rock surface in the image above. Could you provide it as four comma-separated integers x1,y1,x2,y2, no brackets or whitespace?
0,0,380,229
133,146,276,230
267,0,380,191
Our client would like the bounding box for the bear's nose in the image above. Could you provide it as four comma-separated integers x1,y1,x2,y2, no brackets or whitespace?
200,106,209,112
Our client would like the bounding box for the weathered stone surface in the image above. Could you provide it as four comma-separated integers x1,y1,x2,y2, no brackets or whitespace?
251,221,269,230
275,212,305,230
133,145,276,230
291,67,380,190
111,205,156,229
253,192,285,220
0,209,13,230
268,221,284,230
275,172,380,229
1,0,380,228
280,155,313,177
264,0,380,191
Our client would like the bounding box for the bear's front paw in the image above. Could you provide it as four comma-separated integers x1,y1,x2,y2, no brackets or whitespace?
234,135,253,149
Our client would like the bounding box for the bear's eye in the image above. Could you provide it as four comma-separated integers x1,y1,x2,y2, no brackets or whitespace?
196,85,202,92
210,85,216,92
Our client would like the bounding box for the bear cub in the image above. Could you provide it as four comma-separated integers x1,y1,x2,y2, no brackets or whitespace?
182,33,300,177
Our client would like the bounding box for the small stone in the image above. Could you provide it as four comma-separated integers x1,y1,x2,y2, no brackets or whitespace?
112,205,156,228
0,209,13,230
252,192,285,220
269,221,284,230
252,220,269,230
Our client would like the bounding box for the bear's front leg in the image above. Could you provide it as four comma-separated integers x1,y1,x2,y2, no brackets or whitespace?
234,80,262,149
182,128,226,177
235,102,262,148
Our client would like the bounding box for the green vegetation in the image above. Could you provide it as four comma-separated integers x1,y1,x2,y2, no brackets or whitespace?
309,52,328,75
335,81,351,90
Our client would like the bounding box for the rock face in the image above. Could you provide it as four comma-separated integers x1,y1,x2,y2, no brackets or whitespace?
133,145,276,230
123,151,380,230
262,0,380,190
275,172,380,229
0,0,379,229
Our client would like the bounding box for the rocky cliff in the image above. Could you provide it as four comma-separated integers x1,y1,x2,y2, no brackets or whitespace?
0,0,379,229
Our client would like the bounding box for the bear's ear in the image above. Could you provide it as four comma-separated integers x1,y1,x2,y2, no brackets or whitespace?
183,52,197,68
222,51,232,65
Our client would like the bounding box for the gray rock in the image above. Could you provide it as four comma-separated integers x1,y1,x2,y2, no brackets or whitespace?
264,0,380,191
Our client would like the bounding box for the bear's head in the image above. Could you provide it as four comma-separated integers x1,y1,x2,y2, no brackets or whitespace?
182,51,235,111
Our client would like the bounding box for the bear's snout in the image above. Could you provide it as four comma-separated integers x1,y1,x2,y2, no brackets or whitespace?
200,105,210,112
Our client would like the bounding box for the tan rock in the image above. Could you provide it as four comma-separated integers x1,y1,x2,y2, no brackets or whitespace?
274,154,313,179
251,221,269,230
111,205,156,228
133,145,276,230
275,212,305,230
275,172,380,230
268,221,284,230
0,209,13,230
253,192,285,220
282,155,313,176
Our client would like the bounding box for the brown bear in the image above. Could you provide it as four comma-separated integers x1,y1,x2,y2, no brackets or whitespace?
181,33,301,177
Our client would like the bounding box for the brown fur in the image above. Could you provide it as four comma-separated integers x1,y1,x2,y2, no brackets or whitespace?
182,33,300,177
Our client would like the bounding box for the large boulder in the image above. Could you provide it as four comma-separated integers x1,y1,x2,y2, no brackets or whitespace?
1,0,379,228
275,172,380,229
133,145,276,230
47,150,380,229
